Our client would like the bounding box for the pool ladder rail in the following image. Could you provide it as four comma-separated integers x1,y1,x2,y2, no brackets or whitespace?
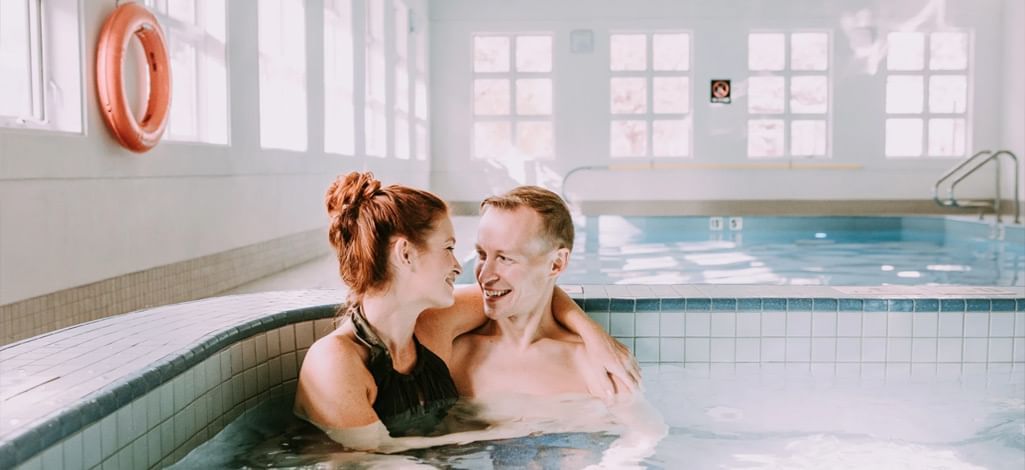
933,150,1021,224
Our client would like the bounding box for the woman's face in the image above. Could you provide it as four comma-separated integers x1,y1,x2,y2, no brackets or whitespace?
410,216,462,308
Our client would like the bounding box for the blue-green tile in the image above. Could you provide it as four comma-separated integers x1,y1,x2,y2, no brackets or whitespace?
737,299,762,311
788,299,812,311
686,298,710,311
839,299,863,311
660,298,686,311
914,299,939,312
584,298,610,313
813,299,837,312
610,298,635,312
711,299,736,311
941,299,965,312
991,299,1016,312
888,300,913,312
864,299,888,312
762,298,786,311
966,300,990,312
635,298,660,312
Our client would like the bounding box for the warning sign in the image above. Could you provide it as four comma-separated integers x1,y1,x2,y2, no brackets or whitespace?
711,79,731,104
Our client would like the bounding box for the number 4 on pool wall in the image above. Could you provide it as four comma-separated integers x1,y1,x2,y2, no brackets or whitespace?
729,217,743,231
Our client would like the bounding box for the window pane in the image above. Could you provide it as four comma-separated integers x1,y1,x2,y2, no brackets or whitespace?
928,75,967,113
516,78,552,115
610,77,647,114
885,118,923,157
167,0,196,23
652,119,689,156
790,120,827,156
259,0,308,151
516,121,554,157
395,115,410,159
325,0,354,154
929,32,967,71
748,76,785,114
885,75,924,113
928,118,965,156
652,34,689,71
395,66,409,112
610,120,647,156
790,76,827,113
394,0,408,60
653,77,689,114
0,0,35,117
474,79,510,115
474,121,511,158
748,33,785,71
747,119,785,157
887,32,924,71
416,123,427,160
516,36,552,72
790,33,828,71
415,79,427,120
474,36,509,72
168,38,198,138
610,34,646,71
364,108,386,156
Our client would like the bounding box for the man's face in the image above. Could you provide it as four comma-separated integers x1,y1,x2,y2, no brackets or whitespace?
474,207,566,320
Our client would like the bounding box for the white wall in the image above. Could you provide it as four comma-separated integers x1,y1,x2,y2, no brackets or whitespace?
1002,0,1025,208
0,0,431,305
429,0,1012,203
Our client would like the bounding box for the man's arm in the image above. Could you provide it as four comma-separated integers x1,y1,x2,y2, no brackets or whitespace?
551,287,641,396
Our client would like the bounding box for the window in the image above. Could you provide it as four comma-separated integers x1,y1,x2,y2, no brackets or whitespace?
0,0,43,123
746,32,830,158
393,0,410,160
885,32,970,158
364,0,387,157
1,0,82,132
608,32,692,158
258,0,307,151
472,34,553,159
413,17,428,161
324,0,355,155
146,0,228,144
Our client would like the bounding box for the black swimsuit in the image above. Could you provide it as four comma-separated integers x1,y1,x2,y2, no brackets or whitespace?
349,307,459,437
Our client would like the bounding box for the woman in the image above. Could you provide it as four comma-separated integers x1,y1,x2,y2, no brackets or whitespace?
294,172,634,452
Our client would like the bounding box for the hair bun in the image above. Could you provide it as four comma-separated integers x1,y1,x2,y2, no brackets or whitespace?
326,171,382,218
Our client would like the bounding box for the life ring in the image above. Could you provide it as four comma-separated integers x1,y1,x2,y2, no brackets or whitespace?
95,2,171,153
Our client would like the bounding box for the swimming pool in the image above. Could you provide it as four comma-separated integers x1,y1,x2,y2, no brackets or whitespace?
458,216,1025,286
173,364,1025,469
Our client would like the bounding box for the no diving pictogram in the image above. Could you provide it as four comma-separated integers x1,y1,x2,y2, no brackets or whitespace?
711,79,731,104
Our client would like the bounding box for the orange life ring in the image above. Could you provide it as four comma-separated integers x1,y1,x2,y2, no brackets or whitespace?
95,2,171,153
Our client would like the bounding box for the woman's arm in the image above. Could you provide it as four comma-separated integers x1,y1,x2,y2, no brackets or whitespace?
294,337,379,431
418,285,641,394
551,287,642,395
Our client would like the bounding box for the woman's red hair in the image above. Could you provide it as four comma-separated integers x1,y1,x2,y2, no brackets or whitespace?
326,172,448,305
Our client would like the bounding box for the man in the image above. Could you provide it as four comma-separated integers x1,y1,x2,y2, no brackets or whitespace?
447,186,631,398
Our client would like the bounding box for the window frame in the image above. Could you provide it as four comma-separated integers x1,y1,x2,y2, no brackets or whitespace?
470,32,555,161
884,30,973,159
608,30,694,159
0,0,50,129
144,0,230,145
745,30,833,159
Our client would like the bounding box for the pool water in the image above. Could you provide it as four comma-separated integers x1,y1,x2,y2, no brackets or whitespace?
457,217,1025,286
174,365,1025,469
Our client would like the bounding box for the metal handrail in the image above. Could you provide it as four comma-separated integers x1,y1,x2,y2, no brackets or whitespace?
932,150,991,206
947,150,1020,224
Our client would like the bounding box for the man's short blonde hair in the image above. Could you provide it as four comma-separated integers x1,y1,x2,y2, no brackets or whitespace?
480,186,574,252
